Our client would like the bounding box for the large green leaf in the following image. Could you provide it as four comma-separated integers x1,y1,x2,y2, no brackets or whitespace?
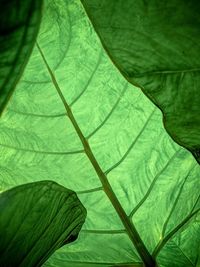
0,0,199,266
81,0,200,163
0,0,43,115
0,180,86,267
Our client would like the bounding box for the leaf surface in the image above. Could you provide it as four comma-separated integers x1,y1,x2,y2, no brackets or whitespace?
0,0,199,266
0,180,86,267
0,0,42,115
81,0,200,163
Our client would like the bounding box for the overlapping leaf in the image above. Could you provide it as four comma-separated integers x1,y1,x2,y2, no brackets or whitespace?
0,0,199,266
0,0,43,115
81,0,200,163
0,180,86,267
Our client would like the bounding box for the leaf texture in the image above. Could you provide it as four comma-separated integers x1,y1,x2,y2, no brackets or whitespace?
81,0,200,163
0,180,86,267
0,0,199,266
0,0,43,115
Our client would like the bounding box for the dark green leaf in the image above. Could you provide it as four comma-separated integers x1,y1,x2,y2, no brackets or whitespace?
0,0,43,115
0,180,86,267
81,0,200,163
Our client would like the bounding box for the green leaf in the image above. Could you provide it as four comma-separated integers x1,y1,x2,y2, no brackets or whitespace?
0,180,86,267
0,0,43,115
0,0,199,267
81,0,200,163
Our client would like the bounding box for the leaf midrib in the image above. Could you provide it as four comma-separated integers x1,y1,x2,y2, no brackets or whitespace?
36,42,156,267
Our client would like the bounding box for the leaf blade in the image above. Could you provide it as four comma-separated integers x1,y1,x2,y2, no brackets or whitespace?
36,41,156,267
0,180,86,267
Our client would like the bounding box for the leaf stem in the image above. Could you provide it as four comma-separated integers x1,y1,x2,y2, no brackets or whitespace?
36,43,156,267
